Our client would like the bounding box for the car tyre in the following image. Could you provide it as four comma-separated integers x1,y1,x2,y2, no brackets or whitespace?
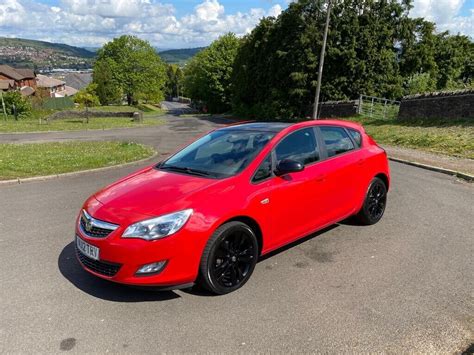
356,177,387,225
199,221,258,295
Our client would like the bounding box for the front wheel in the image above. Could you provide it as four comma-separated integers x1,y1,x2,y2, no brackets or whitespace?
356,177,387,225
199,221,258,295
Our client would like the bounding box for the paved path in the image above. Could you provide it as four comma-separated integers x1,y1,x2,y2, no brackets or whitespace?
0,108,473,353
385,145,474,176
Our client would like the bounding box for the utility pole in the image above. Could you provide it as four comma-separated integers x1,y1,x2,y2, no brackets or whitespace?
312,0,333,120
0,91,7,121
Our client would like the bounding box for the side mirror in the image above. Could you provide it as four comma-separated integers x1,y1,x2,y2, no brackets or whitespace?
275,159,304,176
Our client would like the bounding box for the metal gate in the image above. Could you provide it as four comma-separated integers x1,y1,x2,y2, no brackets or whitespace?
358,95,400,120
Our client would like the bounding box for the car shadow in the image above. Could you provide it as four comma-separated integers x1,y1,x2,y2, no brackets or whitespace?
60,222,358,300
58,242,180,302
181,224,341,297
258,224,340,262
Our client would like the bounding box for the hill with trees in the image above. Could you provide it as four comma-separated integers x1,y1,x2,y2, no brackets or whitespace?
0,37,95,70
158,48,206,65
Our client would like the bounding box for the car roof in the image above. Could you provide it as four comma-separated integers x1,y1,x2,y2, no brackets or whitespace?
220,119,363,133
219,122,292,133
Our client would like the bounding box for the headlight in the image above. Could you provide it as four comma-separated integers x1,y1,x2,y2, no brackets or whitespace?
122,209,193,240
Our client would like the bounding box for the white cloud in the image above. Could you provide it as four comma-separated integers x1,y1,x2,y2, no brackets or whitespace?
410,0,473,38
0,0,26,26
268,4,283,18
2,0,471,48
194,0,224,21
0,0,281,47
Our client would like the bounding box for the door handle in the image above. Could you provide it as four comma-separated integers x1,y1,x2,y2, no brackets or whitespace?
357,159,366,166
315,174,326,182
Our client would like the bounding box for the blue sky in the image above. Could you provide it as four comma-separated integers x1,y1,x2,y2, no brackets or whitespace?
35,0,290,16
0,0,472,48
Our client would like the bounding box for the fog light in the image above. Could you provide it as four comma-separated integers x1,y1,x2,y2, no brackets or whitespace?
136,261,167,275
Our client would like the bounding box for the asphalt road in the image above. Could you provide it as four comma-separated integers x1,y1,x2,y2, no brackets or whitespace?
1,106,473,353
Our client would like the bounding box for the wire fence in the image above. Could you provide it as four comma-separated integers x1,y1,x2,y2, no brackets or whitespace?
358,95,400,120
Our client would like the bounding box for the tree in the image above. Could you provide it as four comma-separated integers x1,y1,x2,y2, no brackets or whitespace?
184,33,241,113
74,84,100,123
231,0,472,119
2,91,31,118
232,0,415,119
433,33,474,90
165,64,184,98
93,35,166,105
93,57,122,105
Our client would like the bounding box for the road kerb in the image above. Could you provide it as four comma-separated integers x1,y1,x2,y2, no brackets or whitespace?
0,151,160,186
389,157,474,182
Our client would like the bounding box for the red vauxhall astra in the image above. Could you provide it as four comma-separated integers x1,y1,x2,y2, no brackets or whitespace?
75,120,390,294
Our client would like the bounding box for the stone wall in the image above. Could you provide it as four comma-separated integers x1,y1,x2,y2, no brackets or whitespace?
398,90,474,120
318,100,359,118
46,110,142,121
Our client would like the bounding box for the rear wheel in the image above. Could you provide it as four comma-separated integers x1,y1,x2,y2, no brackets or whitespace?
199,221,258,295
356,177,387,225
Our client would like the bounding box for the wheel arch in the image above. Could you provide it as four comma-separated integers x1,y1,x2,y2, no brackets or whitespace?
375,172,390,190
221,215,264,256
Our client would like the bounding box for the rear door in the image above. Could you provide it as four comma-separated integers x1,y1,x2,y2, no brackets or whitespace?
315,125,363,224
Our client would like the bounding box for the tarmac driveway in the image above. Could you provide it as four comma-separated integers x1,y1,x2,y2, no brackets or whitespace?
0,111,473,353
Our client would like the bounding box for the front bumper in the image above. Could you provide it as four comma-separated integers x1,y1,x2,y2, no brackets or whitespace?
74,223,207,287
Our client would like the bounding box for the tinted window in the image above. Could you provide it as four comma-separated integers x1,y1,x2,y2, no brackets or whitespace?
348,128,362,148
253,155,272,182
275,128,319,165
160,130,274,178
320,126,355,157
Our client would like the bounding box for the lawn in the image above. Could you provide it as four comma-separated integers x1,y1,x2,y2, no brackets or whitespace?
345,115,474,159
0,141,155,180
0,116,165,133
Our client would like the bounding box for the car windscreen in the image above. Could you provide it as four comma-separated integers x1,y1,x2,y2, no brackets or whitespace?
158,130,275,179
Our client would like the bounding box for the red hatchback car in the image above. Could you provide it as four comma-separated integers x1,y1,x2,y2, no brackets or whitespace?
75,120,390,294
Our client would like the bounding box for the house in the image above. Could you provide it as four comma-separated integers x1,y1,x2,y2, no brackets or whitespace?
37,74,78,98
58,72,92,90
0,65,36,96
0,79,16,92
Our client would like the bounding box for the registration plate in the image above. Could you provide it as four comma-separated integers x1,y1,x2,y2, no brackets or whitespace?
76,235,100,260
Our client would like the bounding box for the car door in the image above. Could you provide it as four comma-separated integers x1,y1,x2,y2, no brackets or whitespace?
315,125,362,224
264,127,328,250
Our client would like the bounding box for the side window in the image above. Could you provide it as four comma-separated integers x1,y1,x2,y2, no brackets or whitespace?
275,128,319,165
347,128,362,148
252,155,272,182
320,126,355,157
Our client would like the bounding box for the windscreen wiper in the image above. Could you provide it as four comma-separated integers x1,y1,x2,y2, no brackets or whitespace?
160,165,213,177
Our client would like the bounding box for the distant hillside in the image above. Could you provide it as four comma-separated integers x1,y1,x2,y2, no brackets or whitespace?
0,37,95,70
159,47,205,65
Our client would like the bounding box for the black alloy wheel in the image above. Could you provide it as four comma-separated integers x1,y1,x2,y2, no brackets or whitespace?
356,177,387,225
367,180,386,220
199,221,258,294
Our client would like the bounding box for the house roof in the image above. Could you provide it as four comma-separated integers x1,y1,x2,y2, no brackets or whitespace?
64,85,79,96
61,73,92,90
37,74,65,88
20,86,35,96
15,68,36,79
0,79,15,90
0,65,25,80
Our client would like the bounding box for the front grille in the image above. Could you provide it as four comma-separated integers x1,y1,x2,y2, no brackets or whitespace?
75,246,122,277
80,216,112,238
79,210,118,238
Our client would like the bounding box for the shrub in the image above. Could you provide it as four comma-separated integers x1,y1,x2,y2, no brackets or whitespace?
1,91,32,117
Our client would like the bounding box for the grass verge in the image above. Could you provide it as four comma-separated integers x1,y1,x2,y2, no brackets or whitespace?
345,115,474,159
0,116,164,133
0,141,155,180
